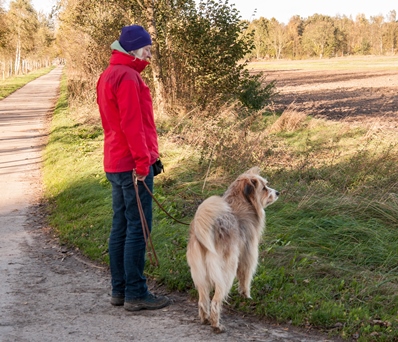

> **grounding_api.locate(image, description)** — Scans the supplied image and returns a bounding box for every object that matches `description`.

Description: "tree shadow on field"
[274,86,398,121]
[268,69,398,128]
[267,70,397,87]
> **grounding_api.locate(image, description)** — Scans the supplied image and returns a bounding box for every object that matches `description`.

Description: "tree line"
[247,11,398,59]
[0,0,58,79]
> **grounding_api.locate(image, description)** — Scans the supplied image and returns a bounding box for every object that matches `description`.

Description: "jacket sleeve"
[116,75,151,176]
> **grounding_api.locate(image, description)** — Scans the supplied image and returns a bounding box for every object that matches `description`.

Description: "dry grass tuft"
[268,108,307,133]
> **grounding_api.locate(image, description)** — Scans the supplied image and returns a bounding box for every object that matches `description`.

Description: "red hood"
[109,50,150,73]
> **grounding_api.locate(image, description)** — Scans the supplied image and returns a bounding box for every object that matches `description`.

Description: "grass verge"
[43,73,398,341]
[0,67,55,100]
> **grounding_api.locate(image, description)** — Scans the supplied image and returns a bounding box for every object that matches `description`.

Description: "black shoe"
[124,293,170,311]
[110,296,125,306]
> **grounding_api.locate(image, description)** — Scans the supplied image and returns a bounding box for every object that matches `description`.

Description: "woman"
[96,25,169,311]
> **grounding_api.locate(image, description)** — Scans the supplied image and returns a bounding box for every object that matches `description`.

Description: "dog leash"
[141,181,190,227]
[133,170,159,267]
[132,169,191,266]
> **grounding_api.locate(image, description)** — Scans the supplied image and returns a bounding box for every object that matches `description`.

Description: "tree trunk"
[144,0,167,119]
[14,39,21,75]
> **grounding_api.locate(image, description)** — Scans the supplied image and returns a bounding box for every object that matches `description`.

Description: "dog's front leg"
[237,247,259,298]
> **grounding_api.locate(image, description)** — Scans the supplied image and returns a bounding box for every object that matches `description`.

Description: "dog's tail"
[192,196,230,255]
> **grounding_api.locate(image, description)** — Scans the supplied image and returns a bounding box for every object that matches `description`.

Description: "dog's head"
[240,167,279,208]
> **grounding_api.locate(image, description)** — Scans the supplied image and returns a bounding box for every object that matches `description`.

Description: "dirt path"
[0,68,336,341]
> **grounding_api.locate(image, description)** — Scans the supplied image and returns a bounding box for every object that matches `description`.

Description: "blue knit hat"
[119,25,152,52]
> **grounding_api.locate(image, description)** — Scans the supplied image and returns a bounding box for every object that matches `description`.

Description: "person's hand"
[134,172,146,182]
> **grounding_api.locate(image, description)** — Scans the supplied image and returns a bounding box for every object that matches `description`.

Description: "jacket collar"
[109,41,150,73]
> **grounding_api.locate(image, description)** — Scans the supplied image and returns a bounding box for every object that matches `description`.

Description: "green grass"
[0,67,55,100]
[43,75,111,260]
[43,70,398,341]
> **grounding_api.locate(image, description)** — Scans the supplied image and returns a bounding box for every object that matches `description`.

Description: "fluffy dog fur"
[186,167,279,333]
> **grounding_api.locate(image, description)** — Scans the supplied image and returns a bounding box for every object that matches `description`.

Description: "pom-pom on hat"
[119,25,152,52]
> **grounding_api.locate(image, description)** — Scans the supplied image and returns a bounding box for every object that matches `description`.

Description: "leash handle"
[133,169,138,185]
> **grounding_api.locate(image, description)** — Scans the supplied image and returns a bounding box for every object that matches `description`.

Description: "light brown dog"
[186,167,279,333]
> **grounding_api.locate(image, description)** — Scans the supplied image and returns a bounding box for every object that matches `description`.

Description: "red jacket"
[96,50,159,176]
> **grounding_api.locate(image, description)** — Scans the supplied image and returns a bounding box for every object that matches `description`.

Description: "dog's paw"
[200,318,210,325]
[238,288,251,298]
[212,324,226,334]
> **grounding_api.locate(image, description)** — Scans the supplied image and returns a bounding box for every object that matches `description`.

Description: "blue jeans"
[106,167,154,301]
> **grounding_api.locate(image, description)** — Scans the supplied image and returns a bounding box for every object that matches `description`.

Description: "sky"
[5,0,397,24]
[232,0,396,23]
[3,0,56,13]
[31,0,56,13]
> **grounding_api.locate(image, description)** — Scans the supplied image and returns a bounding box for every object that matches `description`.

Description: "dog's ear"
[246,166,260,175]
[243,178,258,199]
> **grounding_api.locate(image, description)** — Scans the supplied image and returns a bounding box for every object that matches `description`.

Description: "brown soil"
[269,68,398,132]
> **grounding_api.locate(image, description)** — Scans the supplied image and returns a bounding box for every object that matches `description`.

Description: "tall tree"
[0,3,8,49]
[6,0,38,73]
[370,15,384,54]
[286,15,304,59]
[267,18,287,59]
[351,14,371,55]
[143,0,166,116]
[248,17,269,59]
[302,14,336,58]
[333,15,350,56]
[384,10,398,54]
[165,0,255,108]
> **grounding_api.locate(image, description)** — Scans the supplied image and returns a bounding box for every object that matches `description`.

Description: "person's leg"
[106,172,128,300]
[107,168,169,310]
[123,167,154,300]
